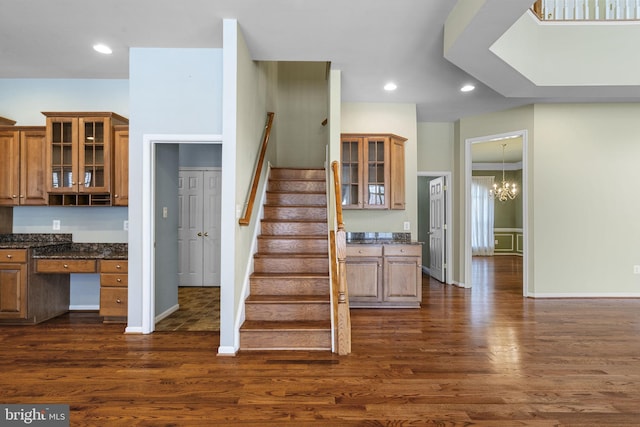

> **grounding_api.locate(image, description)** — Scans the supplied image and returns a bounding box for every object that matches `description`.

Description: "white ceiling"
[1,0,637,123]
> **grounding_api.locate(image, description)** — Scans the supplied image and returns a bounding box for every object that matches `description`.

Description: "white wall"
[532,103,640,296]
[275,62,328,168]
[417,122,454,172]
[129,47,223,330]
[457,102,640,296]
[341,102,418,239]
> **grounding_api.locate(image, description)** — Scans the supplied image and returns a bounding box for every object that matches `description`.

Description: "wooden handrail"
[238,112,274,226]
[331,160,351,355]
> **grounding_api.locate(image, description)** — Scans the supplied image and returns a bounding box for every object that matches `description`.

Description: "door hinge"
[443,224,448,230]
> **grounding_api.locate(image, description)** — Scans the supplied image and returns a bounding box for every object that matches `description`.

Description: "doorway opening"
[141,134,224,335]
[464,130,528,295]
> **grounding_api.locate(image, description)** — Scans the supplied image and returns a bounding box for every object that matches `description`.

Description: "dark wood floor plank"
[1,256,640,425]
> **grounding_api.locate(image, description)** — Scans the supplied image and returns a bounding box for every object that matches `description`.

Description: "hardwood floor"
[1,256,639,425]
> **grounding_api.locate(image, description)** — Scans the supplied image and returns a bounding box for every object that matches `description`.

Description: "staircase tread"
[261,218,327,223]
[257,235,327,240]
[241,320,331,331]
[264,203,327,209]
[246,294,329,303]
[254,253,328,258]
[250,272,329,278]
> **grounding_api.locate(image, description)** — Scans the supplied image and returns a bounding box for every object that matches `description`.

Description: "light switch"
[52,220,61,230]
[162,207,168,219]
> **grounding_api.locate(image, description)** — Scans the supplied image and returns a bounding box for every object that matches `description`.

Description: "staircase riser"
[241,330,331,350]
[257,239,328,254]
[261,222,327,236]
[268,181,326,192]
[263,207,327,221]
[245,303,329,321]
[266,193,326,206]
[250,277,329,295]
[270,169,325,180]
[254,258,329,274]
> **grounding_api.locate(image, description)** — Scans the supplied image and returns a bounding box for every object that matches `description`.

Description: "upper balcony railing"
[532,0,640,21]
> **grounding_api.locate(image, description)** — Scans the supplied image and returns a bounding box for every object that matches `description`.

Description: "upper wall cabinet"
[0,126,47,206]
[42,112,128,206]
[112,125,129,207]
[340,133,406,210]
[0,117,16,126]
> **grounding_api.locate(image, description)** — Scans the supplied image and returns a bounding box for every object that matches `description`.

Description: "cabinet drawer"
[0,249,27,263]
[346,245,383,257]
[100,287,128,317]
[100,260,128,273]
[384,245,421,257]
[36,259,97,273]
[100,273,128,287]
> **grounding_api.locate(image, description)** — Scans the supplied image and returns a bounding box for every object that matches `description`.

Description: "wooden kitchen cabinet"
[0,127,47,206]
[345,245,383,305]
[99,260,128,322]
[0,249,69,324]
[340,133,406,210]
[0,249,28,319]
[42,112,128,206]
[112,125,129,206]
[346,243,421,307]
[383,245,422,303]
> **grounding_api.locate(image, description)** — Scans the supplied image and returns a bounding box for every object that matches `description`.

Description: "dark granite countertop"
[346,232,422,245]
[31,243,128,260]
[0,233,73,249]
[0,234,127,259]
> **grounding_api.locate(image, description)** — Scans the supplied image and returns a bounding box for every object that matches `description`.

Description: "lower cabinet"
[99,260,128,323]
[0,249,69,324]
[0,249,28,319]
[346,244,422,308]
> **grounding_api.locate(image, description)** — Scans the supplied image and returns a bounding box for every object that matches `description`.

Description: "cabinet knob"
[116,278,122,282]
[114,194,119,198]
[116,264,121,269]
[19,195,24,198]
[11,194,16,198]
[197,232,203,237]
[6,254,12,259]
[400,249,405,253]
[116,299,122,304]
[63,264,68,268]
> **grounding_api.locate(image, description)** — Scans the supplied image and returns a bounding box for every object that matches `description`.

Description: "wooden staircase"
[240,167,332,351]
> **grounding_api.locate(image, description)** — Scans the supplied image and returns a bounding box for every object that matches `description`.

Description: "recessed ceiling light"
[460,84,475,92]
[93,44,112,55]
[384,82,397,91]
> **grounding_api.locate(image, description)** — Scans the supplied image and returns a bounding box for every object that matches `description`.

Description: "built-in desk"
[0,234,127,324]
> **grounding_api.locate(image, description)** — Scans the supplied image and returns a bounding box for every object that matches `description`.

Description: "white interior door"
[429,177,445,282]
[178,169,221,287]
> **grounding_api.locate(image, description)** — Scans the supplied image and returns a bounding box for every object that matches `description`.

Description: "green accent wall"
[472,169,522,228]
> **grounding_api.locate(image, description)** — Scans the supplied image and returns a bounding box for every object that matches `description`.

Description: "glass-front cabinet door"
[340,133,406,210]
[47,118,78,193]
[79,117,110,193]
[364,137,389,209]
[341,136,362,208]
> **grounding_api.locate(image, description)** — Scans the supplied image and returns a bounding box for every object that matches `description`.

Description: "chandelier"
[490,143,518,201]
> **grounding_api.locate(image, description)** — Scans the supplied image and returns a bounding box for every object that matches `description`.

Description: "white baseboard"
[530,292,640,298]
[217,345,237,356]
[124,326,144,334]
[69,305,99,311]
[155,304,179,323]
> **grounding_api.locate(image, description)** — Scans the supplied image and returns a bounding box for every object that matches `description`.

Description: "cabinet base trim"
[69,305,99,311]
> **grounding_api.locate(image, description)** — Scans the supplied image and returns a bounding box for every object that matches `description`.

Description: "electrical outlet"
[123,220,129,231]
[162,207,168,219]
[634,265,640,275]
[403,221,410,231]
[52,220,60,230]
